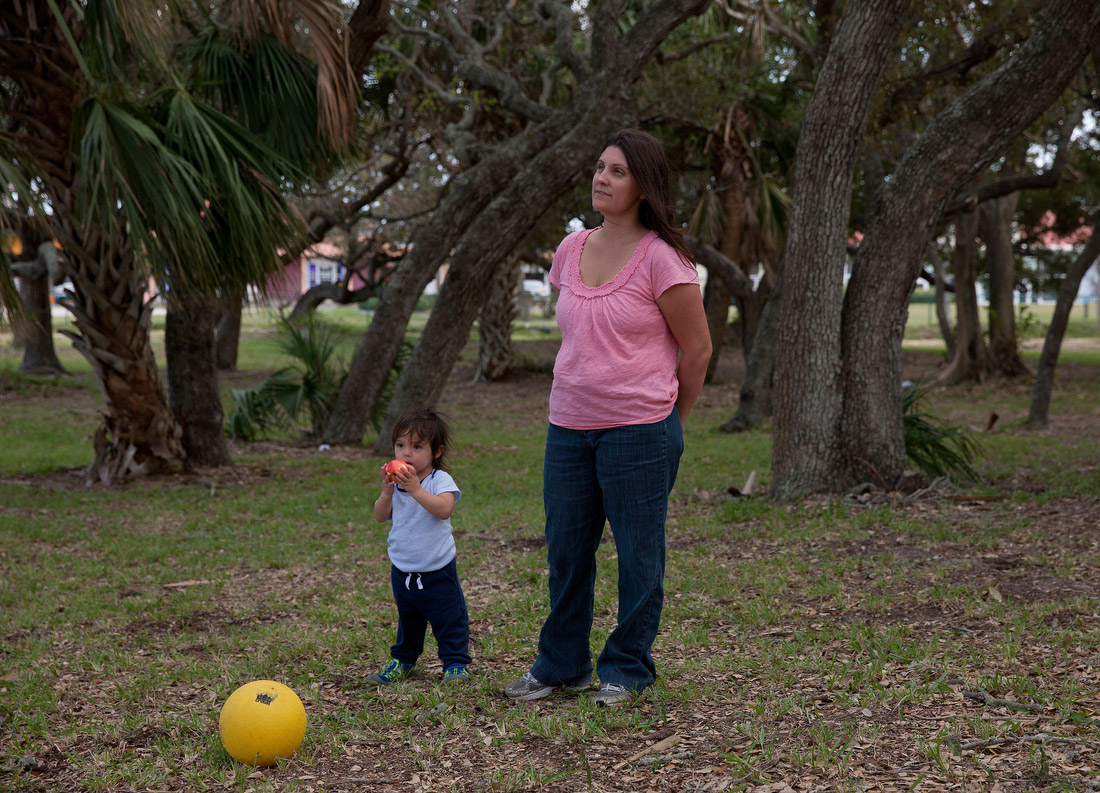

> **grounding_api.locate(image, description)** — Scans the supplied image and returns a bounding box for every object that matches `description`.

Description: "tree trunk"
[687,236,762,387]
[770,0,911,500]
[980,191,1030,377]
[703,275,733,381]
[166,293,233,467]
[59,239,186,484]
[287,281,382,321]
[927,243,955,359]
[721,266,780,432]
[373,107,631,454]
[321,137,539,445]
[475,253,522,382]
[1029,209,1100,428]
[777,0,1100,499]
[328,0,711,449]
[12,242,68,376]
[704,129,750,380]
[938,210,990,385]
[215,287,245,371]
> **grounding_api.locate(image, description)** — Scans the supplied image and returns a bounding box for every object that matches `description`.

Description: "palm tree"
[1,0,359,483]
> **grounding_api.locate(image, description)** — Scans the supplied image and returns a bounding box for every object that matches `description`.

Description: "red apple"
[383,459,412,481]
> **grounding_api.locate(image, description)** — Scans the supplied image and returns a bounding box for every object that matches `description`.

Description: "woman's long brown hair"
[603,128,693,266]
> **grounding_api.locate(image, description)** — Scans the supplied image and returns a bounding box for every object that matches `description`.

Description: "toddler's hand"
[390,464,420,492]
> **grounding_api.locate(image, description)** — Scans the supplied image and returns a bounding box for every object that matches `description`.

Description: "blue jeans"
[390,559,471,669]
[530,408,683,692]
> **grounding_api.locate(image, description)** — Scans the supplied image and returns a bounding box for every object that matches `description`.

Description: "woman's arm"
[657,282,712,424]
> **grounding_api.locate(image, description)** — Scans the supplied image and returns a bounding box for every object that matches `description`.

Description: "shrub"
[903,381,981,483]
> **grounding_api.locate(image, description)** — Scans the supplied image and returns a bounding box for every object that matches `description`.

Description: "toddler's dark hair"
[391,410,452,471]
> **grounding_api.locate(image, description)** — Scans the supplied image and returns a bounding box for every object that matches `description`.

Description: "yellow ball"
[218,680,307,766]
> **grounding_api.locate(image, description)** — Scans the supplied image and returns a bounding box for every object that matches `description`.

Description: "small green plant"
[1015,304,1046,339]
[903,381,981,483]
[229,314,346,440]
[227,315,411,441]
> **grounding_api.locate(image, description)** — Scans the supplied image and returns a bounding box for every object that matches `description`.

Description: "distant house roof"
[306,240,344,260]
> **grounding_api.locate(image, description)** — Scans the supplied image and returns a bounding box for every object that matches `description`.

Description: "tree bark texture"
[288,281,382,321]
[687,236,761,380]
[703,276,733,382]
[980,191,1030,377]
[323,123,567,444]
[327,0,713,449]
[215,288,244,371]
[1029,210,1100,428]
[770,0,911,500]
[938,211,990,386]
[928,244,955,359]
[12,241,68,376]
[704,119,751,381]
[797,0,1100,498]
[59,239,187,484]
[722,265,781,433]
[475,254,522,382]
[167,293,233,467]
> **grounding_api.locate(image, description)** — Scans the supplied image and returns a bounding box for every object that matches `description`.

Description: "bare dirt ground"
[3,344,1099,793]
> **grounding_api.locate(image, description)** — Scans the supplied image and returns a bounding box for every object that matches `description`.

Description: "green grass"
[2,309,1099,791]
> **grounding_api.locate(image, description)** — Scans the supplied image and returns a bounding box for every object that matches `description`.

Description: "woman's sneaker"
[443,664,471,684]
[593,682,633,708]
[367,659,418,686]
[503,671,593,700]
[504,671,556,700]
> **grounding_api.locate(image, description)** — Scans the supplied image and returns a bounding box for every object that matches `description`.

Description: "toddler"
[371,410,471,685]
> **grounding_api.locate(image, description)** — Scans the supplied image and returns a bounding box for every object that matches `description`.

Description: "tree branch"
[686,235,756,300]
[940,107,1083,219]
[591,0,625,73]
[437,1,554,123]
[347,0,393,78]
[620,0,714,79]
[655,33,732,64]
[535,0,591,82]
[732,0,814,61]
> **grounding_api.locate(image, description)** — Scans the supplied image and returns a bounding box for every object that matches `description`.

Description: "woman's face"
[592,146,643,220]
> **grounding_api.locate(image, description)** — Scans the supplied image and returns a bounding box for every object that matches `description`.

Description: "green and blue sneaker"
[443,664,471,684]
[367,659,418,686]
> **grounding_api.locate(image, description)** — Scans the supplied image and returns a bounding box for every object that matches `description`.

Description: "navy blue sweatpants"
[389,559,471,669]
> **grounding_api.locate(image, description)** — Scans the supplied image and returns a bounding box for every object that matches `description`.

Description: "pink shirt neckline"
[570,227,659,298]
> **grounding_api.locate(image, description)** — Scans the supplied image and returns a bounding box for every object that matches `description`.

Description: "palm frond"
[158,87,310,293]
[687,188,725,245]
[228,315,348,440]
[902,382,981,483]
[228,369,297,440]
[289,0,357,151]
[182,28,338,168]
[211,0,357,153]
[75,95,215,273]
[80,0,174,83]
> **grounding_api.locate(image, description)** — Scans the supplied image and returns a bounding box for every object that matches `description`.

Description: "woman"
[504,129,711,707]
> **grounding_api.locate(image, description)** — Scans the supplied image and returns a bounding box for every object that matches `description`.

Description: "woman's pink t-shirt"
[548,227,700,430]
